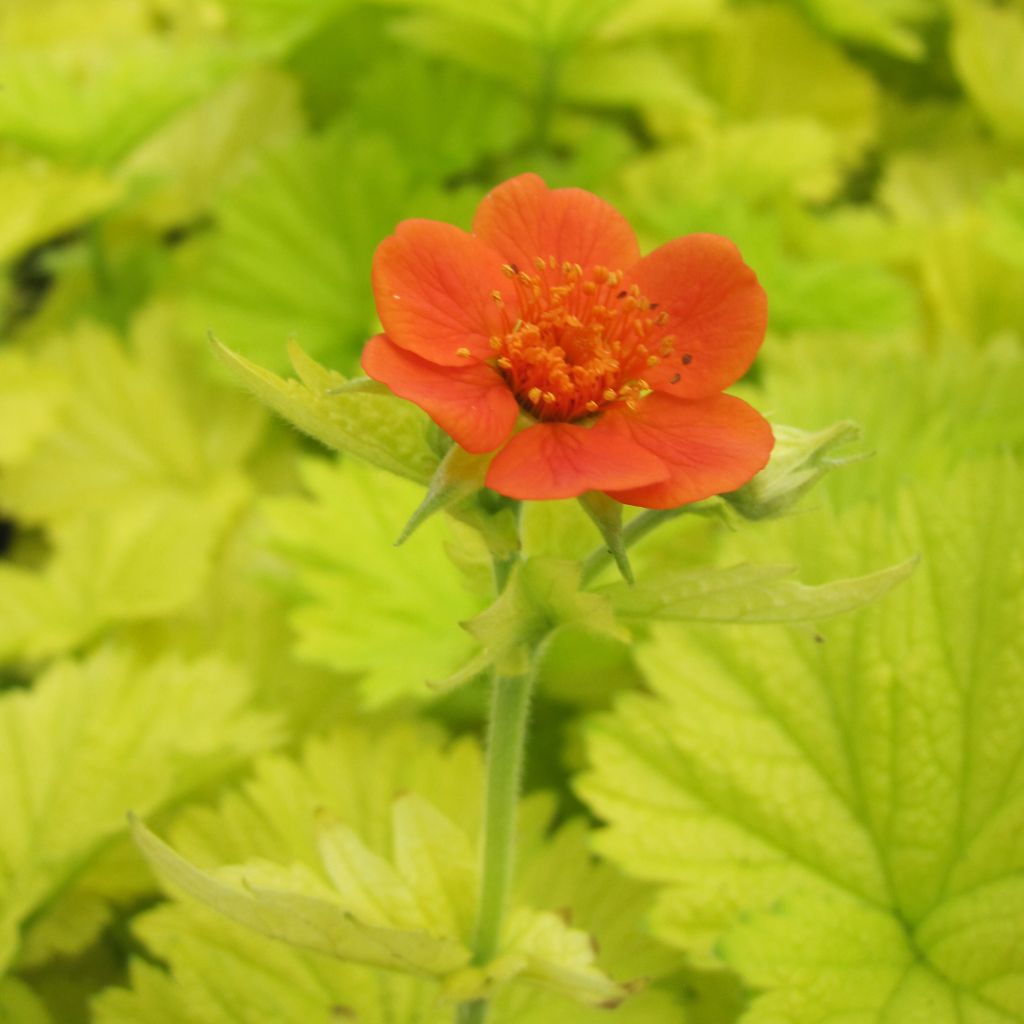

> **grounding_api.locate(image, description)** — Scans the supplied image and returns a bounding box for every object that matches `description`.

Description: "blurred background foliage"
[1,0,1023,1022]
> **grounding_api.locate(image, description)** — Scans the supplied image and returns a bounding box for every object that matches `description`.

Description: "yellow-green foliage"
[1,1,1022,1022]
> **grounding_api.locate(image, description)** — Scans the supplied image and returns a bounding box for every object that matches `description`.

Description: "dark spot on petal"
[682,353,693,365]
[617,290,627,299]
[650,302,659,309]
[669,373,681,384]
[510,263,518,273]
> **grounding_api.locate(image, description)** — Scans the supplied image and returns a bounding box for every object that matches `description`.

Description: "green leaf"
[0,979,51,1024]
[182,123,476,372]
[654,5,879,162]
[0,41,238,167]
[600,557,916,625]
[97,721,681,1021]
[218,0,355,51]
[952,0,1024,144]
[131,814,473,977]
[464,558,629,677]
[579,459,1024,1021]
[0,159,121,263]
[984,172,1024,273]
[0,646,278,974]
[799,0,935,60]
[213,338,439,485]
[0,317,263,527]
[119,69,305,229]
[620,183,915,338]
[0,351,66,466]
[261,457,486,707]
[747,333,1024,510]
[0,483,247,661]
[623,120,844,208]
[349,56,531,182]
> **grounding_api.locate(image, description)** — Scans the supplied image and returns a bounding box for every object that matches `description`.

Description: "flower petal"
[485,419,668,501]
[630,234,767,399]
[372,220,508,366]
[362,334,519,454]
[603,392,774,509]
[473,173,641,274]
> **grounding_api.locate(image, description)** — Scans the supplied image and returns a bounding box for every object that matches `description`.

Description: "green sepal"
[725,420,864,520]
[325,376,389,396]
[396,445,492,546]
[463,558,630,677]
[601,557,917,624]
[577,491,634,584]
[211,336,439,484]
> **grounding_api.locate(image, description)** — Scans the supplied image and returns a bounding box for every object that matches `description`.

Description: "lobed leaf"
[579,459,1024,1021]
[261,457,485,706]
[213,339,439,484]
[0,647,279,973]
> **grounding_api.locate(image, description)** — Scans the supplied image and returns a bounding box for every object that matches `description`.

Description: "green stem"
[457,668,535,1024]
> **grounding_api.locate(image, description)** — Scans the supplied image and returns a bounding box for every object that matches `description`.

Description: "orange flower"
[362,174,773,508]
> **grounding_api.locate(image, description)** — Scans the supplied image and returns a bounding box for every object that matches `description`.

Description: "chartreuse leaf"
[96,721,682,1022]
[213,338,438,484]
[119,69,305,230]
[349,56,530,182]
[218,0,355,50]
[0,350,66,465]
[0,158,121,263]
[879,153,1024,345]
[130,812,473,976]
[0,317,263,526]
[984,173,1024,272]
[655,4,879,162]
[0,316,263,659]
[461,558,629,678]
[579,459,1024,1022]
[0,646,278,975]
[599,557,916,625]
[622,120,843,208]
[0,978,51,1024]
[799,0,935,59]
[183,122,476,372]
[952,0,1024,144]
[391,0,719,120]
[261,457,486,707]
[0,40,237,167]
[743,331,1024,513]
[620,170,915,338]
[0,483,246,662]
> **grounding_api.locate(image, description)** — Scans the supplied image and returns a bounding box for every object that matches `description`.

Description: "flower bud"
[725,420,862,520]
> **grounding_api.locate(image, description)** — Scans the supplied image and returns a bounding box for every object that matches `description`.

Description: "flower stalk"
[457,669,535,1024]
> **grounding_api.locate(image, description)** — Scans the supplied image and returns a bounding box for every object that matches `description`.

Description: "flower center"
[487,257,675,422]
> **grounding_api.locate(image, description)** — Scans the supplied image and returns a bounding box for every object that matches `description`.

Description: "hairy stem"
[457,667,535,1023]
